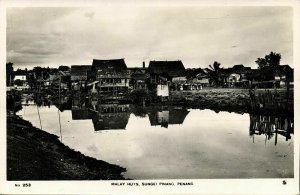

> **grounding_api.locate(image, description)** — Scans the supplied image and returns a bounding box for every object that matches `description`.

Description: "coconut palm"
[205,61,222,87]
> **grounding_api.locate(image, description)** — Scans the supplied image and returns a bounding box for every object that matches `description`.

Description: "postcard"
[0,0,299,194]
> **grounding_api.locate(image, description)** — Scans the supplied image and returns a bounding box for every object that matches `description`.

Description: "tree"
[205,61,222,86]
[6,62,14,86]
[255,52,281,69]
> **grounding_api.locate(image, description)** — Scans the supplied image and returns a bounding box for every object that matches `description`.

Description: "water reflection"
[17,96,294,179]
[148,106,190,128]
[91,104,130,131]
[249,114,294,144]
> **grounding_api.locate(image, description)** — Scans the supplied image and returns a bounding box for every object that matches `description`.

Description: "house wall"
[157,84,169,97]
[172,77,187,82]
[14,75,26,81]
[196,78,209,84]
[97,78,129,87]
[14,75,27,87]
[228,73,241,83]
[157,111,169,123]
[132,80,147,89]
[71,75,87,81]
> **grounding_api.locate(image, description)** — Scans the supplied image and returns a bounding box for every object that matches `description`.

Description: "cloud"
[84,11,95,19]
[7,6,293,69]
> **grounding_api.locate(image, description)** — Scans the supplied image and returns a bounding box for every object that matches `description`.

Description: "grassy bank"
[170,88,251,113]
[7,112,127,180]
[169,88,293,116]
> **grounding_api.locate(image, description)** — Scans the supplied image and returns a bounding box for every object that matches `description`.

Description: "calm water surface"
[17,102,293,179]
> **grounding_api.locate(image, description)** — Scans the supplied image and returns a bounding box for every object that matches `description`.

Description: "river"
[17,100,293,179]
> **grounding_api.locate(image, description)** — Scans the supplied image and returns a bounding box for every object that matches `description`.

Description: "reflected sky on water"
[17,102,293,179]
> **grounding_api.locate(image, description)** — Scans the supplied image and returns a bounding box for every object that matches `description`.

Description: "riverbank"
[169,88,250,113]
[169,88,293,116]
[7,112,127,180]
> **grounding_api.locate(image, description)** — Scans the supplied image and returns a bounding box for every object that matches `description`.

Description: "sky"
[6,5,293,69]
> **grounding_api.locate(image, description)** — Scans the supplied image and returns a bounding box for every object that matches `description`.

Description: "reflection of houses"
[92,59,130,95]
[70,65,92,90]
[91,104,130,131]
[148,107,190,128]
[49,71,71,90]
[249,114,293,144]
[53,96,72,112]
[70,92,92,120]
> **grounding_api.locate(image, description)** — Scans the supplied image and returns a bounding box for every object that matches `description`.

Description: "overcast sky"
[7,6,293,69]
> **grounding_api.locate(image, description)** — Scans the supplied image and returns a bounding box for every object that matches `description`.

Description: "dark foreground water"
[17,102,293,179]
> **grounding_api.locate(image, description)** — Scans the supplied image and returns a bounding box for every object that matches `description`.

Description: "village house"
[92,59,130,95]
[128,64,149,90]
[274,65,294,88]
[220,64,252,88]
[13,75,27,88]
[70,65,92,90]
[189,71,211,89]
[249,65,293,88]
[147,60,187,97]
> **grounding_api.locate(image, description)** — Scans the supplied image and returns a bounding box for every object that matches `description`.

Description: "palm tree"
[205,61,222,87]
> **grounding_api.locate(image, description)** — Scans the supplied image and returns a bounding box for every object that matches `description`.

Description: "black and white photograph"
[1,0,299,194]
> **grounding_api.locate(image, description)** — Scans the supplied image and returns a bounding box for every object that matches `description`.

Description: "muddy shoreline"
[7,112,127,180]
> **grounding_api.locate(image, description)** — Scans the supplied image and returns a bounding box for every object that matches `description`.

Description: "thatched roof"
[131,73,149,80]
[70,65,92,76]
[92,59,127,73]
[147,60,186,77]
[72,108,90,120]
[219,64,252,77]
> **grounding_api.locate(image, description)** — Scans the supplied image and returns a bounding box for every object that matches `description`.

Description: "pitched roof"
[275,65,294,79]
[219,65,252,76]
[148,108,190,128]
[92,112,130,130]
[278,64,293,73]
[232,65,252,73]
[147,60,186,77]
[131,73,149,80]
[70,65,92,76]
[92,59,127,73]
[128,67,147,74]
[72,108,90,120]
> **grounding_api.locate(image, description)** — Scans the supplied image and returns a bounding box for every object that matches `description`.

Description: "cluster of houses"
[11,58,294,97]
